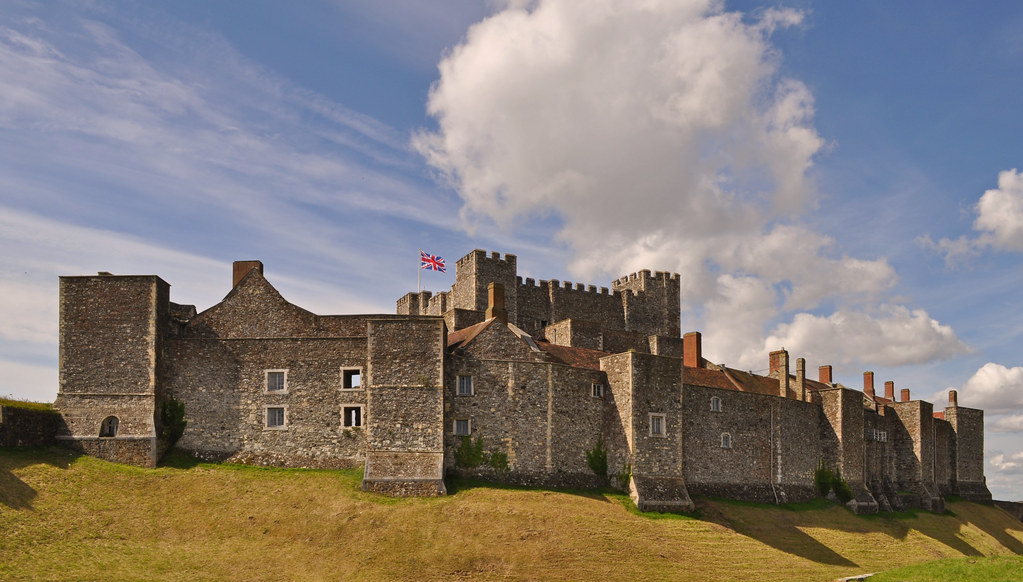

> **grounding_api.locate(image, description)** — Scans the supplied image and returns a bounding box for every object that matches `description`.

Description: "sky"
[0,0,1020,499]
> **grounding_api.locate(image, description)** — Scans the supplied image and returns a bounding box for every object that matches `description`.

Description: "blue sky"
[1,0,1021,499]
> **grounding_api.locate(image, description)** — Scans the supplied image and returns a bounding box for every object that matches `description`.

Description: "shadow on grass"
[445,474,619,504]
[695,497,860,567]
[0,446,77,510]
[955,502,1023,555]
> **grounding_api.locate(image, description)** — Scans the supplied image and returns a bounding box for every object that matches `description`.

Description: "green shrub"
[616,462,632,490]
[814,464,833,497]
[454,436,486,468]
[489,450,509,471]
[832,470,854,504]
[585,436,608,481]
[160,397,187,446]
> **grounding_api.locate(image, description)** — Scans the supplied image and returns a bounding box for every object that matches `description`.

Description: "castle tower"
[452,250,518,327]
[54,273,170,467]
[612,270,681,337]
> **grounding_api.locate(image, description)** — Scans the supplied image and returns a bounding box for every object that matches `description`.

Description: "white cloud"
[416,0,960,370]
[990,451,1023,475]
[990,414,1023,433]
[953,362,1023,413]
[922,168,1023,265]
[762,305,969,369]
[0,359,57,404]
[975,168,1023,251]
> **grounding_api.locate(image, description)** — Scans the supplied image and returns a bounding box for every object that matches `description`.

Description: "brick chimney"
[683,331,702,368]
[796,358,806,401]
[885,381,895,401]
[949,390,958,406]
[233,260,263,287]
[485,282,508,324]
[863,371,875,399]
[901,388,911,402]
[770,349,789,398]
[819,365,833,385]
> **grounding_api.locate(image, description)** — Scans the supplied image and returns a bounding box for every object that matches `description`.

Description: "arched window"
[99,416,119,437]
[710,396,722,412]
[720,433,731,449]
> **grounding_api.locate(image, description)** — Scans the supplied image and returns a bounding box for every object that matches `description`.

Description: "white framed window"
[265,369,288,393]
[710,396,721,412]
[342,405,363,428]
[591,383,604,398]
[720,433,732,448]
[99,416,119,437]
[454,418,471,436]
[457,375,474,396]
[649,413,666,437]
[265,406,287,429]
[341,367,362,390]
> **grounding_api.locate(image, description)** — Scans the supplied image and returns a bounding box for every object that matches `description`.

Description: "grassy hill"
[2,447,1021,581]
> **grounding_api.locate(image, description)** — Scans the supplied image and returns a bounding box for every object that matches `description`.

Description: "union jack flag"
[420,250,446,273]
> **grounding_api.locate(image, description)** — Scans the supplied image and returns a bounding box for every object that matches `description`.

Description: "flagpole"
[417,249,421,293]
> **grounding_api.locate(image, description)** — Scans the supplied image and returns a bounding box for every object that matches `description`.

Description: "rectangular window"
[342,368,362,390]
[649,413,666,437]
[342,405,363,428]
[457,375,473,396]
[265,370,287,392]
[266,407,286,428]
[710,397,721,412]
[454,419,470,436]
[591,383,604,398]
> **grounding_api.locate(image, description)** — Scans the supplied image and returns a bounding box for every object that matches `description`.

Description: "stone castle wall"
[444,322,605,488]
[0,406,65,447]
[681,384,818,503]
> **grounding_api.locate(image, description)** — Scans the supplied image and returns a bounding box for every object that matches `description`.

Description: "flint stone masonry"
[0,406,65,447]
[52,249,991,512]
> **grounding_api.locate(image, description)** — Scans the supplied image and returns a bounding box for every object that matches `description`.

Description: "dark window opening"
[343,406,362,428]
[343,369,361,389]
[99,416,119,437]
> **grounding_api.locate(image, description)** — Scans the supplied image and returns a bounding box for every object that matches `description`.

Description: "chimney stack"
[683,332,702,368]
[863,371,875,399]
[770,349,790,398]
[885,381,895,401]
[485,282,508,324]
[796,358,806,401]
[233,260,263,287]
[901,388,911,402]
[819,365,833,385]
[949,390,958,406]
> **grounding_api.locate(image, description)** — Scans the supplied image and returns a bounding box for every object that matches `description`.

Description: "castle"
[53,249,991,512]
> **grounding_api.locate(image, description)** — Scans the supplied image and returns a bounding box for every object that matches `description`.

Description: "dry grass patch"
[2,447,1021,581]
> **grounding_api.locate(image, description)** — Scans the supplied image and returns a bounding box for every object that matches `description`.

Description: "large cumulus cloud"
[417,0,967,370]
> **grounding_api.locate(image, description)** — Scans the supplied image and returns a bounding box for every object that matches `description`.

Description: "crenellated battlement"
[517,276,615,296]
[455,249,517,268]
[612,269,680,293]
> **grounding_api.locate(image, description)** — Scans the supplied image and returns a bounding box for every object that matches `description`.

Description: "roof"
[535,341,609,370]
[446,319,495,349]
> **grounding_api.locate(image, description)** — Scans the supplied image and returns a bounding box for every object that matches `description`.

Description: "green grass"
[870,555,1023,581]
[2,446,1022,581]
[0,396,57,413]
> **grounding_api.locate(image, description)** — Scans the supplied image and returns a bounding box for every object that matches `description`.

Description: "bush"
[814,464,833,497]
[616,462,632,490]
[585,436,608,481]
[832,470,854,504]
[454,436,486,468]
[160,397,187,446]
[455,436,510,471]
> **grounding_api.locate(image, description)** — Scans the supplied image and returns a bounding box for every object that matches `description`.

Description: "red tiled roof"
[934,411,946,420]
[446,319,494,349]
[535,341,609,370]
[682,366,736,391]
